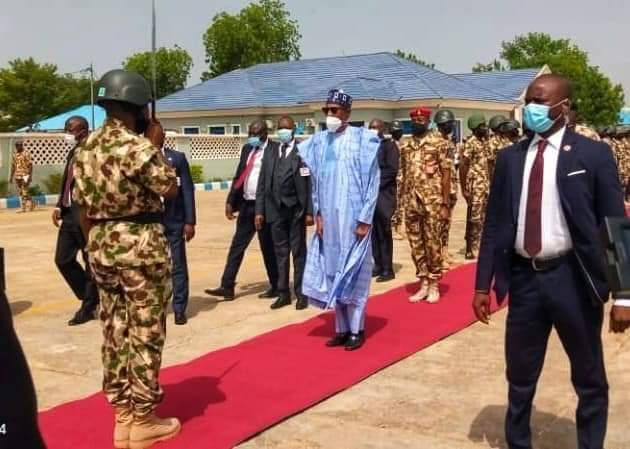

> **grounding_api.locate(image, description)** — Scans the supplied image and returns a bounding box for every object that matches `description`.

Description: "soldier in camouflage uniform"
[401,107,451,304]
[499,119,522,144]
[432,109,458,271]
[9,140,35,212]
[459,114,490,259]
[616,126,630,199]
[487,115,511,180]
[72,70,180,449]
[602,126,625,188]
[390,120,405,240]
[568,103,601,141]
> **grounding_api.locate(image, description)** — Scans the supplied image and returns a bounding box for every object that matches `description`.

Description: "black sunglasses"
[322,107,341,115]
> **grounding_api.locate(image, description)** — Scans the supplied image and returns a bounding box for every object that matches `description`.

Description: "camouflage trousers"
[441,195,457,263]
[405,194,444,281]
[91,261,172,418]
[466,188,489,255]
[391,178,404,229]
[15,178,32,210]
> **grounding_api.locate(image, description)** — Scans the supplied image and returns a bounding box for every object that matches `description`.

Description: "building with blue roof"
[156,52,548,140]
[17,104,105,132]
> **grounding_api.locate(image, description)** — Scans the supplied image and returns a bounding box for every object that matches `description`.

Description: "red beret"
[410,107,432,119]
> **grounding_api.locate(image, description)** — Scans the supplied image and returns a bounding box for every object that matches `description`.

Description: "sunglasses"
[322,107,342,115]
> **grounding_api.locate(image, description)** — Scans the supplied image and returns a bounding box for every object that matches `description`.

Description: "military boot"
[114,408,133,449]
[426,281,441,304]
[409,279,429,303]
[129,414,181,449]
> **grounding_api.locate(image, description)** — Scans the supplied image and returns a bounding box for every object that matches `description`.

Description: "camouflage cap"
[499,119,521,133]
[489,115,509,131]
[96,69,153,107]
[468,113,486,130]
[433,109,455,125]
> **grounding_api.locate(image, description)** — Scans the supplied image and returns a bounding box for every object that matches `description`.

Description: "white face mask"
[64,133,77,146]
[326,116,343,133]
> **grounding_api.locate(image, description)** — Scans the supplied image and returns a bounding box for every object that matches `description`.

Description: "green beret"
[468,113,486,131]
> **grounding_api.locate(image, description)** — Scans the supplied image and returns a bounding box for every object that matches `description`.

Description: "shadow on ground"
[469,404,576,449]
[158,375,228,424]
[9,300,32,316]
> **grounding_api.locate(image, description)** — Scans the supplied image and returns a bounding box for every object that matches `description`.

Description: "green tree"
[473,33,624,126]
[394,50,435,69]
[123,45,193,98]
[0,58,91,131]
[472,59,507,73]
[202,0,301,80]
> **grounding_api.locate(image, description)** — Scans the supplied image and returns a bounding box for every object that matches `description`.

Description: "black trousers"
[371,203,394,275]
[0,252,45,449]
[270,205,306,296]
[54,209,98,308]
[221,200,278,289]
[505,256,608,449]
[165,224,189,314]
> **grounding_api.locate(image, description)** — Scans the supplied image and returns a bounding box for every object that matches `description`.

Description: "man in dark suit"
[205,120,279,300]
[255,116,313,310]
[157,131,196,325]
[368,119,399,282]
[52,116,98,326]
[473,74,630,449]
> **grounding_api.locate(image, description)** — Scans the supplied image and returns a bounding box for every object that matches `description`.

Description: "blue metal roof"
[158,52,534,112]
[451,68,541,101]
[18,104,105,132]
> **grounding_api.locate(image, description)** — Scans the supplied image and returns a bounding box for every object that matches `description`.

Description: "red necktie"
[524,139,547,257]
[233,147,261,190]
[62,163,74,207]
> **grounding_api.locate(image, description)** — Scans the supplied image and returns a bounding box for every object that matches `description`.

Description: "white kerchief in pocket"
[567,169,586,177]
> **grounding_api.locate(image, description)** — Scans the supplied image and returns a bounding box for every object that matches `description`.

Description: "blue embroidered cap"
[326,89,353,109]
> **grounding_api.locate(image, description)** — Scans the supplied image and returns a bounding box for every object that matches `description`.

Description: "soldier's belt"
[91,212,163,225]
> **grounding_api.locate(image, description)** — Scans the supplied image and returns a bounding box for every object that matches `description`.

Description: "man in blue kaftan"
[298,89,380,351]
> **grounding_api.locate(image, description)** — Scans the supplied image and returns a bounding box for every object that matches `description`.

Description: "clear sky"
[1,0,628,99]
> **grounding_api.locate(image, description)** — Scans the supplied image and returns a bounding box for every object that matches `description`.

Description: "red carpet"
[39,263,501,449]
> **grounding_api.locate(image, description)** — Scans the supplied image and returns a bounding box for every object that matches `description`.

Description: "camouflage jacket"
[431,130,458,197]
[460,135,490,191]
[73,118,176,267]
[399,132,451,204]
[487,135,512,164]
[574,124,601,141]
[11,150,33,178]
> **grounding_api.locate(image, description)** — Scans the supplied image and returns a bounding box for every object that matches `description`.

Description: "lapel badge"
[563,145,572,152]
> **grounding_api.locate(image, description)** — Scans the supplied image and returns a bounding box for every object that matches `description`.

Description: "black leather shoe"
[295,296,308,310]
[326,332,350,347]
[174,312,188,325]
[68,307,96,326]
[258,288,279,299]
[270,293,291,310]
[205,286,235,301]
[344,333,365,351]
[376,272,395,283]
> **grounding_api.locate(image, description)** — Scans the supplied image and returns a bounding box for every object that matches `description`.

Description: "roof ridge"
[388,54,442,99]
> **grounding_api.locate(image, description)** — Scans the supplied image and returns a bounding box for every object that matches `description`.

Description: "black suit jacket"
[475,129,625,305]
[162,147,196,228]
[376,138,399,218]
[255,140,313,222]
[226,141,276,210]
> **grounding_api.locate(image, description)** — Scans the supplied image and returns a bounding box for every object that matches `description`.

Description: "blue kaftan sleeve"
[297,134,320,217]
[357,131,381,225]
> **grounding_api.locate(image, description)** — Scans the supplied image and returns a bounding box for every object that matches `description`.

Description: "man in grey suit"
[255,116,313,310]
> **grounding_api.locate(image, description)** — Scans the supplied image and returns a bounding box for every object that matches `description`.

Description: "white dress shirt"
[278,139,295,158]
[515,126,573,259]
[243,139,267,200]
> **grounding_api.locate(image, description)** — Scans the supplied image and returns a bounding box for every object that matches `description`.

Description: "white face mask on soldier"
[326,116,343,133]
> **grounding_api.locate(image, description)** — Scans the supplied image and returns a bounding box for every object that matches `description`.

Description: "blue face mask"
[523,99,567,134]
[277,128,293,144]
[248,136,262,147]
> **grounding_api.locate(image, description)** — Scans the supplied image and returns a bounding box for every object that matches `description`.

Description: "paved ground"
[2,191,629,449]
